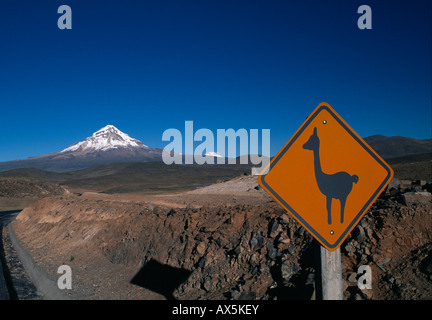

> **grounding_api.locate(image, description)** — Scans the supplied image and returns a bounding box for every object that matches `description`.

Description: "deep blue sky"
[0,0,430,161]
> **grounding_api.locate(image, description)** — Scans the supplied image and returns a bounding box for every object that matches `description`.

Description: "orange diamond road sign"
[258,102,394,251]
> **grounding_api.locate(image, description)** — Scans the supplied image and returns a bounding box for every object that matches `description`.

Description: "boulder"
[401,192,432,206]
[279,213,291,224]
[266,241,277,261]
[352,225,366,243]
[195,242,206,256]
[268,219,282,238]
[388,178,401,189]
[281,260,301,283]
[249,234,265,251]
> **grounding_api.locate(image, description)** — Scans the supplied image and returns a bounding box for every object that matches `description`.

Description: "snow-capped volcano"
[62,125,149,153]
[204,151,223,158]
[0,125,163,172]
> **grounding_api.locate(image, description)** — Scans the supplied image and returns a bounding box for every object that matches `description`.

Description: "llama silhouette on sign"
[303,127,359,225]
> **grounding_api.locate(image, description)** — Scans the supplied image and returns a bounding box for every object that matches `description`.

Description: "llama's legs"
[340,197,346,224]
[326,196,332,225]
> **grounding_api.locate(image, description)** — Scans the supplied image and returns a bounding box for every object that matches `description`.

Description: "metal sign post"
[320,246,343,300]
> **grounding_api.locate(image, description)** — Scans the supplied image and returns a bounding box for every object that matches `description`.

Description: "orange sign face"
[258,102,394,251]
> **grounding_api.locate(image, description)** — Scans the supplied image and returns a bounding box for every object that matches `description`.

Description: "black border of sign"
[260,104,393,250]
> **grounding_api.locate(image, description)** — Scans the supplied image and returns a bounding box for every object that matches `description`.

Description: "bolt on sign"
[258,102,394,251]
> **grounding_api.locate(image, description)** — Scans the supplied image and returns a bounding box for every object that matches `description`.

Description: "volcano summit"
[61,125,150,154]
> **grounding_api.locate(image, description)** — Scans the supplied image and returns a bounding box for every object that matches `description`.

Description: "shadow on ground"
[130,259,192,300]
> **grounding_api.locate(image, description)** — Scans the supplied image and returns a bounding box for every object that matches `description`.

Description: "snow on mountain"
[0,125,162,172]
[61,125,149,153]
[205,152,223,158]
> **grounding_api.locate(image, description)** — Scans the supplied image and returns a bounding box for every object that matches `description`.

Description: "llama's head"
[303,127,319,151]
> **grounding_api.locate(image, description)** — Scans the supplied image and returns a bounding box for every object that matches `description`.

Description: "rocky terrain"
[0,177,67,211]
[0,178,66,199]
[8,176,432,300]
[342,179,432,299]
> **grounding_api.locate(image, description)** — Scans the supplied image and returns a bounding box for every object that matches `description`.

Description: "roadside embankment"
[8,222,68,300]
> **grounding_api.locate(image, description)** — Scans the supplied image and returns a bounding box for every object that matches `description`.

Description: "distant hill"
[0,162,252,194]
[364,135,432,159]
[0,129,429,173]
[385,153,432,181]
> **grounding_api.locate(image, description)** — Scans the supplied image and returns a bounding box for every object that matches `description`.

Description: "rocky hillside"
[364,135,431,159]
[13,196,312,299]
[0,177,67,211]
[0,178,66,198]
[11,179,432,300]
[342,180,432,299]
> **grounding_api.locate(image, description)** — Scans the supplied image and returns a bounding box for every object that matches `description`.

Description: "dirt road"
[0,210,40,300]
